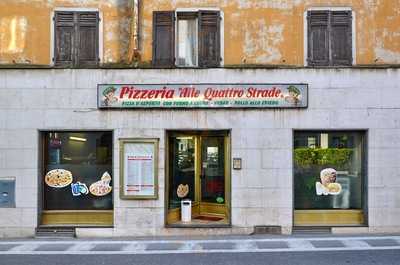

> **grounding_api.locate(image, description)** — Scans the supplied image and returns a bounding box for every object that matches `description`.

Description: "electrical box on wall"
[0,177,16,208]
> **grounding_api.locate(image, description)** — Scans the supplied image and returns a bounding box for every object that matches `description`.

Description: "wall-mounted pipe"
[127,0,140,64]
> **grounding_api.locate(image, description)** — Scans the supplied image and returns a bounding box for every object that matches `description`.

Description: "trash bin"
[181,199,192,222]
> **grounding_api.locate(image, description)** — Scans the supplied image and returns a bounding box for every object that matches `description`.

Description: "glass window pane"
[294,131,365,210]
[169,136,195,209]
[201,137,225,203]
[44,131,113,210]
[177,18,198,66]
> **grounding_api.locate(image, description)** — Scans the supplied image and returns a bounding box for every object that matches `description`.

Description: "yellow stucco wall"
[0,0,131,65]
[0,0,399,66]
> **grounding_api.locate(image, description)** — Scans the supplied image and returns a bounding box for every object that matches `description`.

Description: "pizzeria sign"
[97,84,308,109]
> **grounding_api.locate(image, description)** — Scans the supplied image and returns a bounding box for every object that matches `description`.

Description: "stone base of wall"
[76,227,254,238]
[331,226,400,235]
[0,227,35,238]
[76,226,293,238]
[2,226,400,238]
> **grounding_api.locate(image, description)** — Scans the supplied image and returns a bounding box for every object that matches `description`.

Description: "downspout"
[127,0,140,65]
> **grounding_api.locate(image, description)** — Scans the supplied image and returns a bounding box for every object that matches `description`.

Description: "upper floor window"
[307,10,352,66]
[152,10,221,68]
[54,11,99,67]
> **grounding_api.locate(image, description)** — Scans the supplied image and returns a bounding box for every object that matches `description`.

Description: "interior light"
[176,137,193,140]
[69,136,87,142]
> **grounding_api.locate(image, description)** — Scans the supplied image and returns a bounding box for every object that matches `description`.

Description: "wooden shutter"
[54,12,74,66]
[77,12,99,67]
[198,11,220,67]
[152,11,175,67]
[330,11,352,66]
[307,11,329,66]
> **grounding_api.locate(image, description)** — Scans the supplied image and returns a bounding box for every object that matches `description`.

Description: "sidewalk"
[1,233,400,255]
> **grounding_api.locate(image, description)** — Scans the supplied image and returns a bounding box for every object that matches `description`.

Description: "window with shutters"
[54,11,99,67]
[307,10,353,66]
[152,10,221,68]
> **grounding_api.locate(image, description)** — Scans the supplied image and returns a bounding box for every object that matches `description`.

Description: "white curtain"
[178,19,197,66]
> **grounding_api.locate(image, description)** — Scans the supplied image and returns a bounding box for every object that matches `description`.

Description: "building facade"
[0,0,399,237]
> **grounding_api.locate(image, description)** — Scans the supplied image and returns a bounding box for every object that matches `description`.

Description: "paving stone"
[256,241,288,249]
[199,242,236,250]
[145,243,183,251]
[90,244,128,251]
[34,244,74,252]
[364,239,399,247]
[0,244,20,251]
[310,240,345,248]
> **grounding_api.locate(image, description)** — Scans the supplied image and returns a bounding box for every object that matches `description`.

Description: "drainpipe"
[127,0,140,64]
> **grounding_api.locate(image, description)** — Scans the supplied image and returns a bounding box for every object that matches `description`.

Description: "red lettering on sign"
[246,87,281,98]
[118,86,175,99]
[119,86,130,98]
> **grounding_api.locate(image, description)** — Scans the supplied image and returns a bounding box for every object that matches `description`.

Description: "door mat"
[193,216,224,222]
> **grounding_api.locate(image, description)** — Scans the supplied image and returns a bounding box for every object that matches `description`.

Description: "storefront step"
[35,227,76,238]
[292,227,332,235]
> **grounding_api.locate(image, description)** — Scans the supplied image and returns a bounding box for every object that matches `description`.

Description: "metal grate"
[292,226,332,234]
[35,227,76,238]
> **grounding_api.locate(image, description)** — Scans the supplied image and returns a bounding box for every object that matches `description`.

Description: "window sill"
[1,64,400,70]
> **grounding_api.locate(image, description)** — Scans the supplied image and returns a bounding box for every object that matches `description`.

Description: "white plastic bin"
[181,199,192,222]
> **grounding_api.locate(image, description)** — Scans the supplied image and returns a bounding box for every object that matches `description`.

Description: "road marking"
[235,241,257,251]
[2,246,400,255]
[67,243,95,252]
[122,243,146,252]
[179,242,203,251]
[1,235,399,245]
[0,236,399,255]
[8,244,39,252]
[287,240,315,249]
[342,240,371,248]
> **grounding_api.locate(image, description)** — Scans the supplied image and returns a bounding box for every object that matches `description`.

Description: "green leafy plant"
[294,148,353,169]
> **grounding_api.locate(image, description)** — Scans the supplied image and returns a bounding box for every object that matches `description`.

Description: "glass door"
[199,136,226,216]
[166,131,230,225]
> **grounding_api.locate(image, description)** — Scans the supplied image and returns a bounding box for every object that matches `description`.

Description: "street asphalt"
[1,250,400,265]
[1,234,400,264]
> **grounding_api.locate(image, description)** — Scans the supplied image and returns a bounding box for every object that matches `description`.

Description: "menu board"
[120,139,158,199]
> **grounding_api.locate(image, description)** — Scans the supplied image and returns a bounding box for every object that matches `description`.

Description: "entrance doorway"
[166,130,230,226]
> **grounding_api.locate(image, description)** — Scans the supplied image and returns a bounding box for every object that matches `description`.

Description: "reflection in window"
[169,137,195,209]
[294,131,365,210]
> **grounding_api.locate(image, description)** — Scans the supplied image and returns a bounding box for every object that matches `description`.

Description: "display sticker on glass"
[71,182,89,196]
[89,172,112,197]
[45,169,73,188]
[315,168,342,196]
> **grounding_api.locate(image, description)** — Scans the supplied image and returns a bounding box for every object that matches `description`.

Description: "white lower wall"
[0,68,399,237]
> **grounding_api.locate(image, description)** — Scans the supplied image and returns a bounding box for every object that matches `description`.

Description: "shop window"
[307,10,352,66]
[43,132,112,212]
[54,11,99,67]
[293,131,366,225]
[152,10,221,68]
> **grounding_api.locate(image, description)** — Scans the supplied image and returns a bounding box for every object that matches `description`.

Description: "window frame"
[292,129,368,227]
[152,8,224,68]
[50,8,103,67]
[304,7,356,67]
